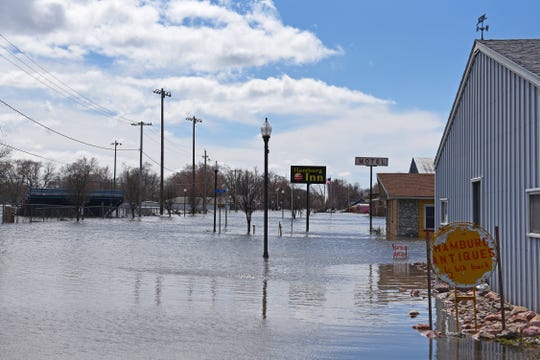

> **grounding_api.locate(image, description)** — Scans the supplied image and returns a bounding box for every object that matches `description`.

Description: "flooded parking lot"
[0,211,537,359]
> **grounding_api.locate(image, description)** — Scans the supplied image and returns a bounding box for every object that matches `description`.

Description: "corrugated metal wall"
[435,51,540,312]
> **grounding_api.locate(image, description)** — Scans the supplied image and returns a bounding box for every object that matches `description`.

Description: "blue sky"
[0,0,539,188]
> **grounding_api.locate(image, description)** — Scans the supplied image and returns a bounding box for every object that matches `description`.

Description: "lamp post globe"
[261,117,272,259]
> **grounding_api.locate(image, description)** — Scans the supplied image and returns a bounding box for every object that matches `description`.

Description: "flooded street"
[0,211,537,359]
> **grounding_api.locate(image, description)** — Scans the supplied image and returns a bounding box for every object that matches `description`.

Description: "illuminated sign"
[290,165,326,184]
[431,222,497,288]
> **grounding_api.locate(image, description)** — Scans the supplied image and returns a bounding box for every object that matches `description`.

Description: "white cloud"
[0,0,445,189]
[1,0,340,74]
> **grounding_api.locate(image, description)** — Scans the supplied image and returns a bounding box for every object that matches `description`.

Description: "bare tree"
[120,166,140,219]
[61,157,101,221]
[119,163,158,218]
[233,168,262,235]
[163,178,179,216]
[41,162,58,188]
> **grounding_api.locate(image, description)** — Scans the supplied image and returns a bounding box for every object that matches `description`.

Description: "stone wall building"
[377,173,434,239]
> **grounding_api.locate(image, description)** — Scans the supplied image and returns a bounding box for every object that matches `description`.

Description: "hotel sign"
[290,165,326,184]
[431,222,497,289]
[355,157,388,167]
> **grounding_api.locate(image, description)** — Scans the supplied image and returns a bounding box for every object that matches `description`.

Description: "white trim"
[439,198,448,225]
[471,178,481,225]
[527,188,540,237]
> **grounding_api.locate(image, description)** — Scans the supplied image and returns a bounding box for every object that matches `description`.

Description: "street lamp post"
[261,118,272,259]
[276,188,279,211]
[213,161,218,233]
[281,189,285,219]
[183,188,187,217]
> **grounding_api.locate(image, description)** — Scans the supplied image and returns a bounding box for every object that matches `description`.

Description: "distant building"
[435,39,540,311]
[377,173,434,239]
[409,157,435,174]
[19,188,123,218]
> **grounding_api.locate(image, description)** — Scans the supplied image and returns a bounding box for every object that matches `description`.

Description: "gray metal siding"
[435,52,540,311]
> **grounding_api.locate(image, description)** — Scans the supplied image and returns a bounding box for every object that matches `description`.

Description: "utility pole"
[111,140,122,189]
[202,149,210,213]
[153,88,171,216]
[131,121,152,217]
[186,116,202,215]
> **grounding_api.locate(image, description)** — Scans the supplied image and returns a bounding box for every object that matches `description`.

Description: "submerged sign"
[431,222,497,289]
[290,165,326,184]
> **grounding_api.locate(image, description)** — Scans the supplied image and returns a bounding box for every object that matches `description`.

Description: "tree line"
[0,149,365,230]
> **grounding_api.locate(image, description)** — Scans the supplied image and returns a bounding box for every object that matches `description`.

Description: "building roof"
[409,157,434,174]
[377,173,434,199]
[479,39,540,77]
[435,39,540,166]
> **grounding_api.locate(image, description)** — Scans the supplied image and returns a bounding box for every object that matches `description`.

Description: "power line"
[0,34,189,169]
[0,141,66,164]
[0,33,135,125]
[0,98,131,151]
[142,151,176,172]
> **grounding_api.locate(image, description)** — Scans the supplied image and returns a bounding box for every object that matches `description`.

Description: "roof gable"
[435,39,540,167]
[409,157,434,174]
[480,39,540,78]
[377,173,434,199]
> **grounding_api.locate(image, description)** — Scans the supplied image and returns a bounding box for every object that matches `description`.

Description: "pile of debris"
[436,283,540,343]
[409,263,540,346]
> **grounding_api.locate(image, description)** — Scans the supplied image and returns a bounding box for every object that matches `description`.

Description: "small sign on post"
[354,156,388,233]
[355,157,388,167]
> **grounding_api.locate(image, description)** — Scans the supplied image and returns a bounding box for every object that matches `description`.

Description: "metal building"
[434,39,540,312]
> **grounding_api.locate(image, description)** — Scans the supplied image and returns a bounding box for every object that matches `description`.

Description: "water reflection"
[134,271,141,303]
[0,213,538,359]
[155,275,162,306]
[262,260,268,320]
[434,297,539,360]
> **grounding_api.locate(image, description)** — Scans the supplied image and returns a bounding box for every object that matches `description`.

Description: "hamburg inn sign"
[290,165,327,184]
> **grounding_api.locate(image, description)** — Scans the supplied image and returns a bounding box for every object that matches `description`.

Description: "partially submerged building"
[18,188,123,218]
[377,173,435,239]
[435,39,540,311]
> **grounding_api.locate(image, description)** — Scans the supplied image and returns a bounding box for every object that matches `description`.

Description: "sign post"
[354,157,388,233]
[290,165,326,232]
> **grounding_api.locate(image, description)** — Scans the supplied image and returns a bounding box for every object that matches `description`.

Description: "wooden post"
[426,235,433,330]
[495,226,506,330]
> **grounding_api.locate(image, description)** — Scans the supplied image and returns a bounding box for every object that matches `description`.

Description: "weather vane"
[476,14,489,40]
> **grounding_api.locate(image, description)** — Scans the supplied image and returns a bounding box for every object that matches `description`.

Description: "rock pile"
[409,263,540,347]
[435,283,540,344]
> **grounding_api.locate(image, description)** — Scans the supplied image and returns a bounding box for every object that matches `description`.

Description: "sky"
[0,0,539,188]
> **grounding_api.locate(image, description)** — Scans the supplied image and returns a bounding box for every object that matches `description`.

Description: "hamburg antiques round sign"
[431,222,497,289]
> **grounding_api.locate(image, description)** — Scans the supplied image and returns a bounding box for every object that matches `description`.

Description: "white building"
[435,39,540,312]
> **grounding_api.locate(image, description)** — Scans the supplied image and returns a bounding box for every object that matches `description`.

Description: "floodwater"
[0,211,537,359]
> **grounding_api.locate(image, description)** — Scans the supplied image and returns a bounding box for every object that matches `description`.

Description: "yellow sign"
[431,222,497,289]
